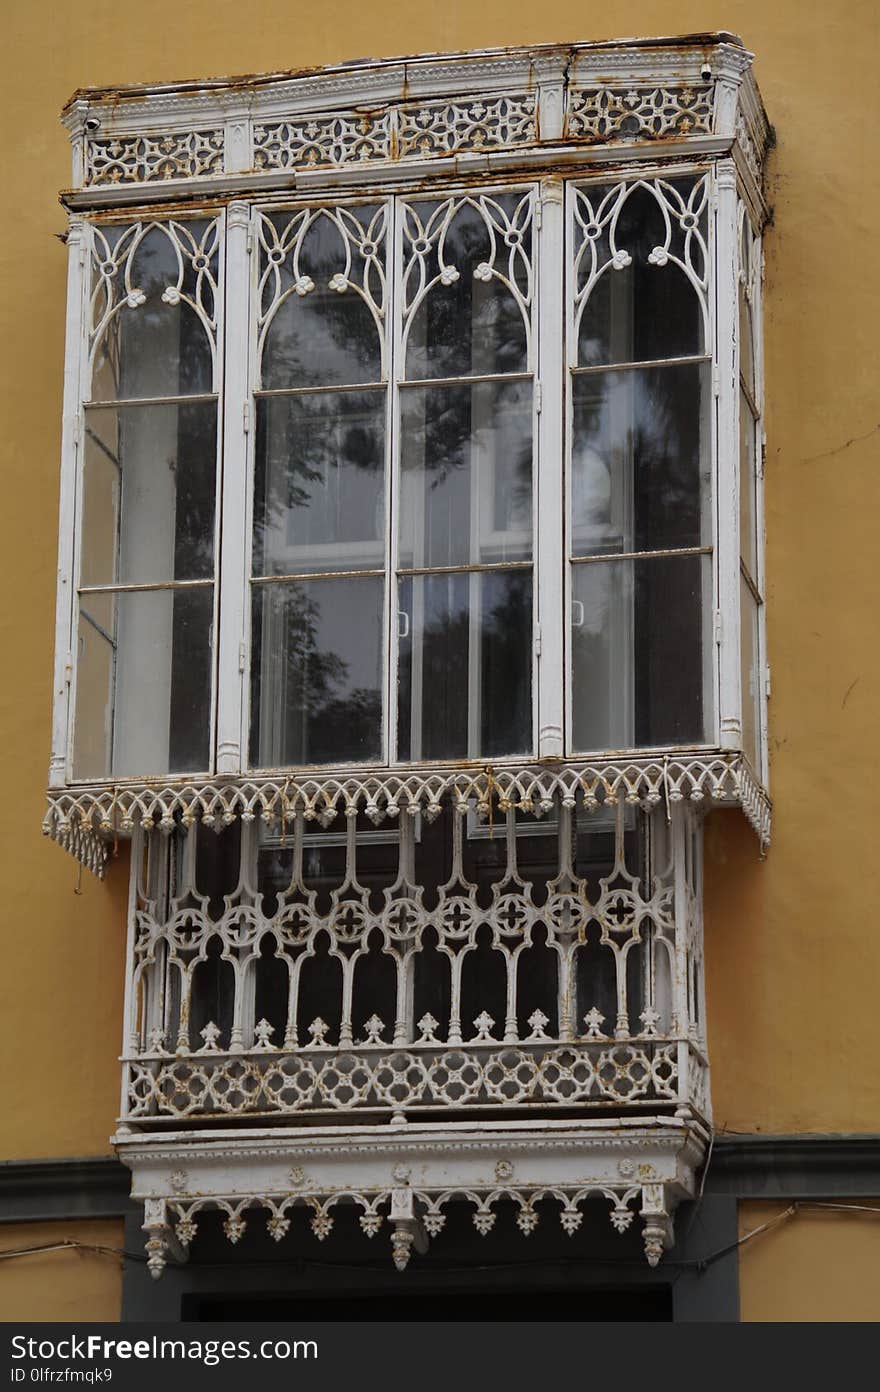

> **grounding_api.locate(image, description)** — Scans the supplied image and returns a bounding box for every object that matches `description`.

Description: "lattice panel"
[397,94,537,156]
[85,130,225,185]
[253,112,392,170]
[566,86,713,142]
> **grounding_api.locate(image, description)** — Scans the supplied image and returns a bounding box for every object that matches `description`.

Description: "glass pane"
[404,194,531,380]
[260,206,385,390]
[399,379,532,568]
[571,363,709,556]
[576,180,705,366]
[738,217,755,396]
[252,391,386,576]
[75,586,213,778]
[82,403,216,586]
[739,282,755,397]
[72,598,115,780]
[250,577,383,767]
[91,220,216,400]
[397,569,532,761]
[739,389,759,581]
[741,578,761,770]
[571,554,710,751]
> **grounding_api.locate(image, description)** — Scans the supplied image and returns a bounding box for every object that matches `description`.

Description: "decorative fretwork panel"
[85,130,225,185]
[122,797,707,1124]
[397,94,536,157]
[253,112,392,170]
[566,87,713,143]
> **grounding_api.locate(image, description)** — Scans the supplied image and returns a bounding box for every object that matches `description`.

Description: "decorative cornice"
[5,1133,872,1229]
[43,752,771,878]
[57,36,769,205]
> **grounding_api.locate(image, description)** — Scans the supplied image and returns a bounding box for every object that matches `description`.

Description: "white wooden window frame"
[51,161,766,789]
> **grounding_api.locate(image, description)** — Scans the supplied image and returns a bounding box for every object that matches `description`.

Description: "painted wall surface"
[0,1221,123,1321]
[1,0,876,1185]
[737,1202,880,1322]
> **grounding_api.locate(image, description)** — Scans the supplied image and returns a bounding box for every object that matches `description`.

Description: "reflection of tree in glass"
[252,392,385,570]
[574,367,702,552]
[252,584,382,766]
[261,210,383,390]
[406,385,531,520]
[577,185,703,366]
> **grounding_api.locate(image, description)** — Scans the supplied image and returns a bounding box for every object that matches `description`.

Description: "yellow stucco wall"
[1,0,877,1322]
[738,1202,880,1322]
[0,1221,123,1321]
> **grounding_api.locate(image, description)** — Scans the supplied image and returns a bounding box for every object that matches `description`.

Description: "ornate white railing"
[121,791,708,1126]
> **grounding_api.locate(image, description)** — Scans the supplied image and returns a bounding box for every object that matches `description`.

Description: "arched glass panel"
[74,216,220,781]
[250,203,388,769]
[396,190,535,762]
[259,207,385,390]
[403,195,530,380]
[568,176,712,754]
[90,220,218,401]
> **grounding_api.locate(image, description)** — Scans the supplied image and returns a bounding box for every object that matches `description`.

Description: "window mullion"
[536,177,565,759]
[386,192,404,765]
[53,216,89,787]
[713,161,743,752]
[215,201,251,776]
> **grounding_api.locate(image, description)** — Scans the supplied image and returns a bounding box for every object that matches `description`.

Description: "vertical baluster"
[446,807,465,1046]
[174,827,194,1053]
[282,810,305,1048]
[338,813,358,1048]
[502,808,519,1042]
[230,821,256,1051]
[556,801,576,1041]
[642,810,655,1032]
[671,805,691,1114]
[393,815,416,1045]
[612,800,630,1040]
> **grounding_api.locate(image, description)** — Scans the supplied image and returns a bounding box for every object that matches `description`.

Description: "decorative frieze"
[126,1041,689,1119]
[64,38,770,206]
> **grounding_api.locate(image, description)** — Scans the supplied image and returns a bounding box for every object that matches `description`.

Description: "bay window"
[47,35,771,1274]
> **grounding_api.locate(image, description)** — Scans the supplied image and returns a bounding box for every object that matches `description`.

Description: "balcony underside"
[116,1113,709,1276]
